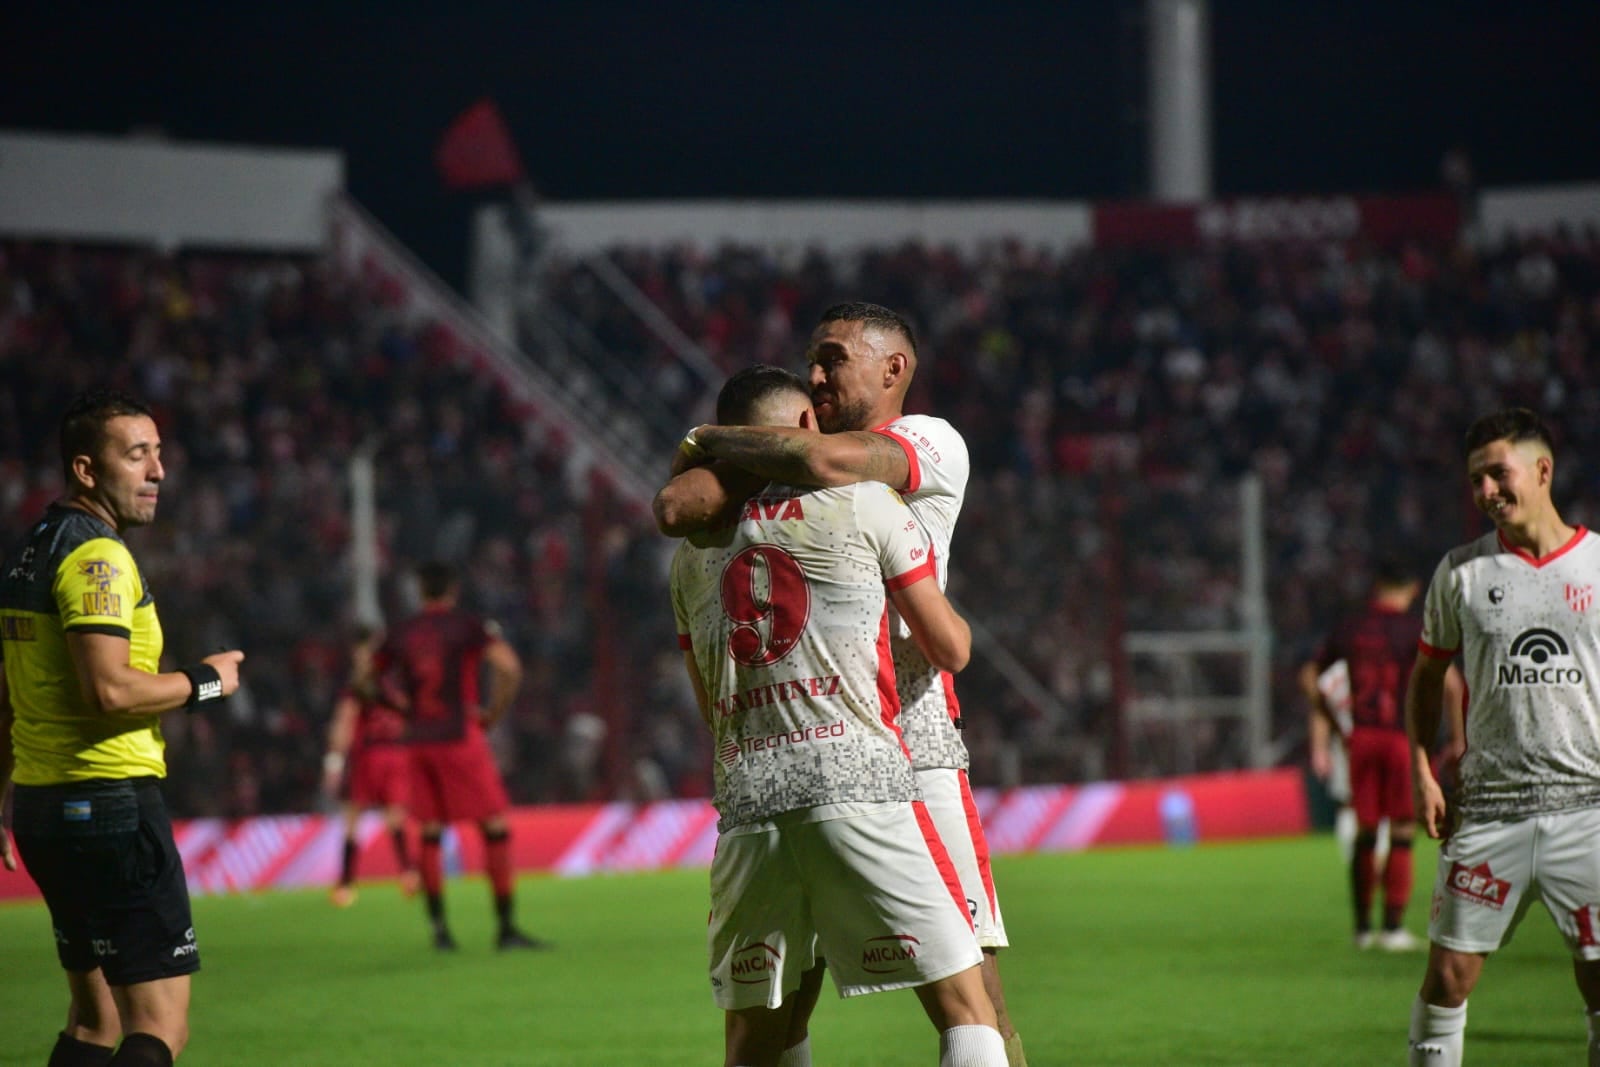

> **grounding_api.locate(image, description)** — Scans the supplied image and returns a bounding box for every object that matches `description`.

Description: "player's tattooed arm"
[693,426,911,491]
[654,462,767,537]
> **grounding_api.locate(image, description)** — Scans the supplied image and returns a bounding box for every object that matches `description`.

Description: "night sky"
[3,1,1597,285]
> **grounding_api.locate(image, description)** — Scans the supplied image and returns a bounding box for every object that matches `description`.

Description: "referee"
[0,389,243,1067]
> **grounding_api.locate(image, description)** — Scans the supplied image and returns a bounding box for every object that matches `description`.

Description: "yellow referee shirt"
[1,504,166,784]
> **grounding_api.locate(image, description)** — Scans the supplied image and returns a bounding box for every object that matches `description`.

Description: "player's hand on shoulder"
[203,649,246,697]
[671,426,715,476]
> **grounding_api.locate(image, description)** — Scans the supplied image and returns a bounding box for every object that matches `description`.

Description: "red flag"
[435,98,525,190]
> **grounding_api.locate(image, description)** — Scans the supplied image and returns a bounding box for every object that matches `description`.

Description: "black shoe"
[433,926,459,951]
[496,928,552,951]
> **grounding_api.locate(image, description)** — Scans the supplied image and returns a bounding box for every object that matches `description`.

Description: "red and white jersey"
[671,480,938,830]
[874,414,972,770]
[1420,527,1600,819]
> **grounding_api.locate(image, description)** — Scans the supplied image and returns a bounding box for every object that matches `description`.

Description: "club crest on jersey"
[1497,628,1584,686]
[1567,584,1594,614]
[1446,861,1510,910]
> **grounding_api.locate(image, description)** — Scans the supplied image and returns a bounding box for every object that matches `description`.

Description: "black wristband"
[179,663,225,711]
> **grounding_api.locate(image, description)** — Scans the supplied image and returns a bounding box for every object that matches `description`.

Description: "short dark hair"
[59,388,154,482]
[416,561,458,600]
[817,301,918,358]
[715,365,810,426]
[1371,555,1416,590]
[1463,408,1555,458]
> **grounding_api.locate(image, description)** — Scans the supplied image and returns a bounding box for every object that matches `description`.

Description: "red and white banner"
[1093,193,1461,247]
[0,768,1308,901]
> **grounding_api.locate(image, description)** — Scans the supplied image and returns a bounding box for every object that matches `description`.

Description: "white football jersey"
[874,414,972,770]
[1421,527,1600,819]
[671,480,938,830]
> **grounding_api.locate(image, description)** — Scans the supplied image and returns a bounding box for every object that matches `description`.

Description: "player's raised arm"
[653,461,768,537]
[690,423,911,492]
[1406,649,1453,838]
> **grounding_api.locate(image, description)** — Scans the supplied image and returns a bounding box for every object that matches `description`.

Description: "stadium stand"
[3,218,1597,815]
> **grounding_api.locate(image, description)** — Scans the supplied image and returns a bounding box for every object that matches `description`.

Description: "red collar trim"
[1497,526,1588,568]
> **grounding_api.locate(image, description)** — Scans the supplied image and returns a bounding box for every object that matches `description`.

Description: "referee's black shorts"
[12,776,200,984]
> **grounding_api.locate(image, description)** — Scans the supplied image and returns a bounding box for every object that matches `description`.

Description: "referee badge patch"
[62,799,92,822]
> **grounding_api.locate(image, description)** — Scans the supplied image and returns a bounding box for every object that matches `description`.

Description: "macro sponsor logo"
[77,558,123,617]
[861,934,920,974]
[714,674,843,719]
[1446,861,1510,911]
[1497,628,1583,687]
[730,941,781,984]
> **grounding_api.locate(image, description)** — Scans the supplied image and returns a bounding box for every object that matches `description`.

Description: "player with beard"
[671,364,1005,1067]
[656,304,1024,1067]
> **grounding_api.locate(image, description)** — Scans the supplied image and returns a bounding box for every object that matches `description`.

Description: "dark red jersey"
[375,606,492,744]
[1317,602,1420,733]
[344,686,408,749]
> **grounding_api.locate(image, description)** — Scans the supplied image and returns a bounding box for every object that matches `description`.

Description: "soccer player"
[1406,408,1600,1065]
[374,562,544,952]
[671,365,1006,1067]
[1302,559,1463,951]
[322,626,418,907]
[0,389,244,1067]
[656,303,1025,1065]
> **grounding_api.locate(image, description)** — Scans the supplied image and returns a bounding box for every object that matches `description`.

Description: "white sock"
[940,1024,1007,1067]
[1587,1010,1600,1067]
[1408,997,1466,1066]
[778,1035,812,1067]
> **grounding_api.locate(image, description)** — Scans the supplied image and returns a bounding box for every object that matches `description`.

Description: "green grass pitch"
[0,835,1585,1065]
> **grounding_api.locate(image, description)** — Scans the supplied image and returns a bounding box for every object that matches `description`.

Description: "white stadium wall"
[522,198,1098,254]
[0,130,344,251]
[1479,182,1600,239]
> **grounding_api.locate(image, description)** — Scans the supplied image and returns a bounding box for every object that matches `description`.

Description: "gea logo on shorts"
[1497,629,1584,686]
[861,934,920,974]
[730,941,780,984]
[1446,861,1510,911]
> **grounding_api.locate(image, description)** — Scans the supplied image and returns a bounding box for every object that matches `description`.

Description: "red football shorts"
[408,736,510,824]
[345,744,411,809]
[1346,726,1415,826]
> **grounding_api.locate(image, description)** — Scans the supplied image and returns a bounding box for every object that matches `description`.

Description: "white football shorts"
[707,800,982,1010]
[1428,805,1600,960]
[916,767,1008,949]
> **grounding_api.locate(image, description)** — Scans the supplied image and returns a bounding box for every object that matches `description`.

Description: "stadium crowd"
[0,242,683,816]
[2,221,1597,814]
